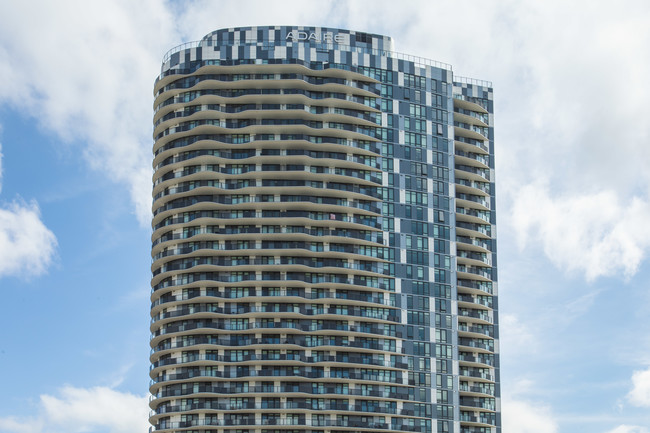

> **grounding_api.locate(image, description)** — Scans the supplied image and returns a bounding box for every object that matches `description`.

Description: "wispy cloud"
[0,130,4,193]
[500,313,539,357]
[0,199,57,278]
[0,385,149,433]
[605,426,650,433]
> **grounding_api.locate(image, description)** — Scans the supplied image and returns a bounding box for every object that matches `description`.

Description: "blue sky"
[1,1,650,432]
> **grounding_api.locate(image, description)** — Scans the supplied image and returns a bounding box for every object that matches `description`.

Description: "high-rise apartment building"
[150,26,499,433]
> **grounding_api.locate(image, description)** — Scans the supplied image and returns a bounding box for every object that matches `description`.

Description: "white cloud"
[0,386,149,433]
[628,366,650,407]
[0,417,42,433]
[510,182,650,281]
[0,1,179,225]
[501,378,559,433]
[486,1,650,283]
[605,426,650,433]
[499,313,538,356]
[501,396,559,433]
[0,200,57,278]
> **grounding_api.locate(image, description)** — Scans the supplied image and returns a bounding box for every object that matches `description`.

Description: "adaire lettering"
[286,31,346,44]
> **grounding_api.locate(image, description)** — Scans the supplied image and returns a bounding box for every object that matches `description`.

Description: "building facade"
[150,26,499,433]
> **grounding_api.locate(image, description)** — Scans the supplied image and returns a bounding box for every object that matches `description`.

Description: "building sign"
[286,31,346,44]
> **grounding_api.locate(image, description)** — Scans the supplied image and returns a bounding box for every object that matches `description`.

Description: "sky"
[0,1,649,432]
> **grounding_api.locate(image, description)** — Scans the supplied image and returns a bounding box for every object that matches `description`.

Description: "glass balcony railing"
[456,164,490,181]
[455,150,489,166]
[454,107,489,124]
[456,207,491,223]
[456,236,491,251]
[457,279,493,295]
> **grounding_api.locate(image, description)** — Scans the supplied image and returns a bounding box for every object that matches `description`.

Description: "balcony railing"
[457,279,493,294]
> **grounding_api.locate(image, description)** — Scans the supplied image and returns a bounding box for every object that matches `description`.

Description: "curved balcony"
[458,337,494,353]
[153,106,382,140]
[151,334,401,359]
[458,307,493,324]
[459,396,496,412]
[457,279,493,296]
[155,88,381,122]
[155,118,382,143]
[152,135,383,167]
[154,72,380,97]
[455,149,489,168]
[154,62,382,96]
[456,193,490,211]
[154,103,382,131]
[150,351,406,374]
[456,236,491,253]
[152,226,383,256]
[458,322,494,338]
[153,124,381,159]
[456,222,491,239]
[151,204,381,234]
[153,209,383,234]
[453,94,489,113]
[150,418,406,432]
[454,107,489,126]
[153,163,383,190]
[154,61,379,90]
[456,178,490,195]
[149,400,415,420]
[152,271,394,294]
[150,302,400,329]
[150,243,390,270]
[454,126,488,144]
[459,367,494,382]
[456,207,491,224]
[460,411,497,428]
[457,264,492,280]
[149,366,404,389]
[153,182,382,207]
[454,122,489,141]
[457,294,493,309]
[455,136,489,154]
[459,351,495,367]
[150,381,412,401]
[455,165,490,182]
[150,286,395,312]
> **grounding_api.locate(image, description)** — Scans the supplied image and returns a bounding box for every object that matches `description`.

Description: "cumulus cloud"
[510,182,650,281]
[628,366,650,407]
[501,396,559,433]
[484,1,650,283]
[0,200,57,278]
[0,386,149,433]
[0,1,179,225]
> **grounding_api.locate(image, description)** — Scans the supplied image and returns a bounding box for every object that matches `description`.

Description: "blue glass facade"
[150,26,499,433]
